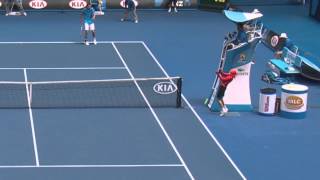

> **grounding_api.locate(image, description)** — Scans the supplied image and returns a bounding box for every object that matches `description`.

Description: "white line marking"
[0,41,144,44]
[0,67,126,70]
[112,43,195,180]
[23,69,40,167]
[140,41,247,180]
[0,164,184,168]
[0,77,179,85]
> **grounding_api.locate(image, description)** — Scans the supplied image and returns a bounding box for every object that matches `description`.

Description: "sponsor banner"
[1,0,107,10]
[224,63,252,105]
[0,0,196,9]
[111,0,197,8]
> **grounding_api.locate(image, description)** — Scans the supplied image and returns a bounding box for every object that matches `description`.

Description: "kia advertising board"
[0,0,196,9]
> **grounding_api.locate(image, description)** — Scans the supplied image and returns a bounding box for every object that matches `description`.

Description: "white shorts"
[84,23,95,31]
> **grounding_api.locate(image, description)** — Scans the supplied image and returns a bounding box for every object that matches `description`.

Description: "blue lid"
[260,88,276,94]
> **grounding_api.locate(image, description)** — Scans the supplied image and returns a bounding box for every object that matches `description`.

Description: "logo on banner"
[153,82,177,95]
[285,95,304,110]
[69,0,87,9]
[29,0,47,9]
[271,35,279,47]
[240,53,246,61]
[264,96,270,112]
[236,68,248,76]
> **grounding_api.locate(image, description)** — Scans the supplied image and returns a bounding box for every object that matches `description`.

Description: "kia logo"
[69,0,87,9]
[153,82,177,95]
[29,0,47,9]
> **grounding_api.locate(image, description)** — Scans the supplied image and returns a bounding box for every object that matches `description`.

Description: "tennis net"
[0,77,182,108]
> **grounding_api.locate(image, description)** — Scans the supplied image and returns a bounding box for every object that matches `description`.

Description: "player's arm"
[80,11,84,25]
[216,69,228,76]
[216,71,224,80]
[220,71,230,76]
[91,8,96,20]
[219,74,233,81]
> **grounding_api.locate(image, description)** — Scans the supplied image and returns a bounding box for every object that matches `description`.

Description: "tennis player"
[121,0,138,23]
[216,69,237,116]
[168,0,178,13]
[234,23,249,45]
[81,3,97,46]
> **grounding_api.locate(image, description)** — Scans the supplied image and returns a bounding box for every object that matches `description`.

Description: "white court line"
[0,41,144,44]
[140,42,247,180]
[0,67,126,70]
[0,164,184,169]
[23,69,40,167]
[112,43,195,180]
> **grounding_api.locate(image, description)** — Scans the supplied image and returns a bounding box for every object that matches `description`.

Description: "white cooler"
[280,84,308,119]
[259,88,277,115]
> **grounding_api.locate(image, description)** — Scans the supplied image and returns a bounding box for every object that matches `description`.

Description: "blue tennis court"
[1,3,320,179]
[0,42,244,180]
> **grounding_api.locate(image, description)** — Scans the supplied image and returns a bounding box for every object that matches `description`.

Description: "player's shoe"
[5,13,9,16]
[93,39,97,45]
[120,18,125,22]
[23,12,27,16]
[219,110,225,117]
[168,8,171,13]
[134,20,138,23]
[84,41,89,46]
[174,8,178,13]
[223,106,228,113]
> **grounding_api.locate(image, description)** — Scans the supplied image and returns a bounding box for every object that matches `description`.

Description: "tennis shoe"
[168,8,171,13]
[93,39,97,45]
[219,110,225,117]
[120,18,125,22]
[223,106,228,113]
[84,41,89,46]
[174,8,178,13]
[134,20,138,23]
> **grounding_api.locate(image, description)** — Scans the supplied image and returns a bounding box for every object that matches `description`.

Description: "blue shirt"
[82,7,95,24]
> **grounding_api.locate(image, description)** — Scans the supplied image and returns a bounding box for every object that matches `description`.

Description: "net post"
[176,77,182,108]
[29,82,32,105]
